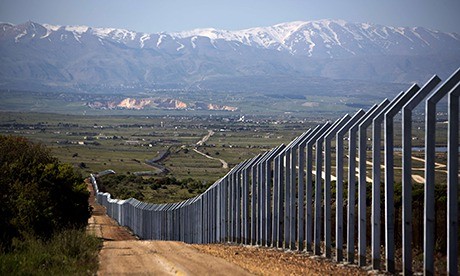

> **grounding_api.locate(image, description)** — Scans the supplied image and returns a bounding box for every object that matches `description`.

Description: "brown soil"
[192,244,368,276]
[97,240,251,275]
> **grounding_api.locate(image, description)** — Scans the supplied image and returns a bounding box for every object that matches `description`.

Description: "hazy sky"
[1,0,459,33]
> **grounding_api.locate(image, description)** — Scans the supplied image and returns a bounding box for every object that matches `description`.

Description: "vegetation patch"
[97,174,208,203]
[0,135,100,275]
[0,229,101,275]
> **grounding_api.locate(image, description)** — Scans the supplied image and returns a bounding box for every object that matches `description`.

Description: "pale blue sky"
[1,0,459,33]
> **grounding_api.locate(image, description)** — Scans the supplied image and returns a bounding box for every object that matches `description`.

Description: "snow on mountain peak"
[64,25,90,34]
[6,20,460,58]
[42,23,60,31]
[168,19,358,51]
[92,27,138,41]
[172,27,241,42]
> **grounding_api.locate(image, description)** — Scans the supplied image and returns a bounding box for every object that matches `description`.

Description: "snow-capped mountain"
[1,20,459,91]
[172,19,460,57]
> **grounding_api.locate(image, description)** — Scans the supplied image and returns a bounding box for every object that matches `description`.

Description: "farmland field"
[0,110,452,203]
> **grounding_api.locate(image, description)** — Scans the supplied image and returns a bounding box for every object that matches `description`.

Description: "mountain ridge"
[4,19,459,56]
[1,20,459,92]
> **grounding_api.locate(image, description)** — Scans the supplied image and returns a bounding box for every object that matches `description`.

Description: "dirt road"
[88,181,250,275]
[196,129,214,146]
[194,129,229,168]
[193,148,229,169]
[99,240,251,275]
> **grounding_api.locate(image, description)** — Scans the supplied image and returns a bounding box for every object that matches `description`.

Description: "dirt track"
[98,240,251,275]
[87,181,367,275]
[194,130,229,168]
[87,181,250,275]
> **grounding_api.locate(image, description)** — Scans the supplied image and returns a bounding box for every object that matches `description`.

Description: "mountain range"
[1,19,459,93]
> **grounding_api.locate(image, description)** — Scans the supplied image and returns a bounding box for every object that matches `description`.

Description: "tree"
[0,135,90,251]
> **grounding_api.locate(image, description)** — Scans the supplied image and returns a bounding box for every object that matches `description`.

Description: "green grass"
[0,229,101,276]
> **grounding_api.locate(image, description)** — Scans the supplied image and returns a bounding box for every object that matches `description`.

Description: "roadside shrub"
[0,229,101,275]
[0,135,90,252]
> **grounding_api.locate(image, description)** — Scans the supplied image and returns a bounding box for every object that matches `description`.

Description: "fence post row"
[286,131,312,250]
[90,68,460,274]
[346,103,379,263]
[423,69,460,275]
[314,119,341,255]
[304,123,332,251]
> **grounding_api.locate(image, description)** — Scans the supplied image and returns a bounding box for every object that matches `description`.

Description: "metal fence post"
[222,177,228,242]
[251,159,258,245]
[242,164,249,244]
[297,136,306,251]
[284,147,291,249]
[229,171,235,242]
[263,153,273,247]
[274,153,284,248]
[447,83,459,276]
[290,142,297,250]
[216,181,221,242]
[314,135,323,255]
[257,159,263,245]
[235,170,241,243]
[272,154,280,248]
[384,83,420,273]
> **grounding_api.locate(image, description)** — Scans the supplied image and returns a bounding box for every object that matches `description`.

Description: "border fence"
[91,68,460,275]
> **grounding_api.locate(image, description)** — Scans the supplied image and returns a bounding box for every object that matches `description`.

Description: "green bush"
[0,229,101,275]
[0,135,90,251]
[97,174,208,202]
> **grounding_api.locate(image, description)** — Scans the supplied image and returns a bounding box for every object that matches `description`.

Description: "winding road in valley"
[194,130,229,169]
